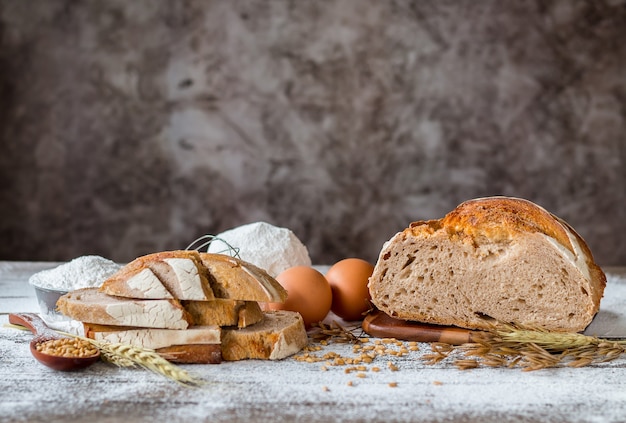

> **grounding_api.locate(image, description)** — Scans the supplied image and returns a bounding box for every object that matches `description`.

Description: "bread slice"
[221,310,308,360]
[57,288,192,329]
[83,322,223,363]
[100,251,215,301]
[83,323,220,349]
[199,253,288,303]
[182,299,264,328]
[368,197,606,332]
[99,264,173,299]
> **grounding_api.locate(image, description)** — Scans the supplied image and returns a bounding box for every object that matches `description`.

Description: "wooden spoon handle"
[362,311,476,345]
[9,313,58,338]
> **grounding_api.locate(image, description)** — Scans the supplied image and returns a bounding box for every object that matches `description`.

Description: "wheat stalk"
[59,332,203,386]
[90,339,203,386]
[424,323,626,371]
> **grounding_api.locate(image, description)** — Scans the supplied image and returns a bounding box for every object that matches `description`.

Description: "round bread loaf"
[368,197,606,332]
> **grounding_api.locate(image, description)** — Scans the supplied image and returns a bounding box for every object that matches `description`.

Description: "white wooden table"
[2,261,626,423]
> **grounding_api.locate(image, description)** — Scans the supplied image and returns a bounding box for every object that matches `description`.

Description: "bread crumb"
[433,380,443,385]
[388,382,398,388]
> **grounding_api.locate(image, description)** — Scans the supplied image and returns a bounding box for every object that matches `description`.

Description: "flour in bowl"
[29,255,122,291]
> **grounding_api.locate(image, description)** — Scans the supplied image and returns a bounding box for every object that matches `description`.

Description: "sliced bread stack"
[57,250,308,363]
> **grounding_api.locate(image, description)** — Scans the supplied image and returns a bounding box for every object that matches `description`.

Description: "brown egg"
[266,266,332,328]
[325,258,375,321]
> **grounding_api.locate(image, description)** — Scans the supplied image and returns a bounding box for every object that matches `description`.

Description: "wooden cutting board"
[362,311,477,345]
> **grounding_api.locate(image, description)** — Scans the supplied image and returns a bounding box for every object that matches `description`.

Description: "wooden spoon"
[362,310,476,345]
[9,312,100,371]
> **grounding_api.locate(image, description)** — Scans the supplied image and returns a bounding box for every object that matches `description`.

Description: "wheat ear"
[90,339,203,386]
[424,323,626,371]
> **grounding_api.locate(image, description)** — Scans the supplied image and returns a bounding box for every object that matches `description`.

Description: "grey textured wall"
[1,0,625,266]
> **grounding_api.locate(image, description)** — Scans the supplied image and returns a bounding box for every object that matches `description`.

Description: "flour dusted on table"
[207,222,311,277]
[29,255,122,291]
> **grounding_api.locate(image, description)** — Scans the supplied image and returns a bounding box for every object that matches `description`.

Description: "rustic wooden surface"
[2,261,626,423]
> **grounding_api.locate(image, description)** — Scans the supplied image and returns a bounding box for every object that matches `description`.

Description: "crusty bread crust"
[156,344,222,364]
[442,197,574,253]
[221,311,308,360]
[199,253,288,303]
[368,197,606,332]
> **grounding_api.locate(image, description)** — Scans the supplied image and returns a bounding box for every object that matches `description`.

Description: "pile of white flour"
[28,255,122,291]
[207,222,311,277]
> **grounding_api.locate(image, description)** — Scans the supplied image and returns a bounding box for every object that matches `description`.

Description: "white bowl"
[32,285,71,325]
